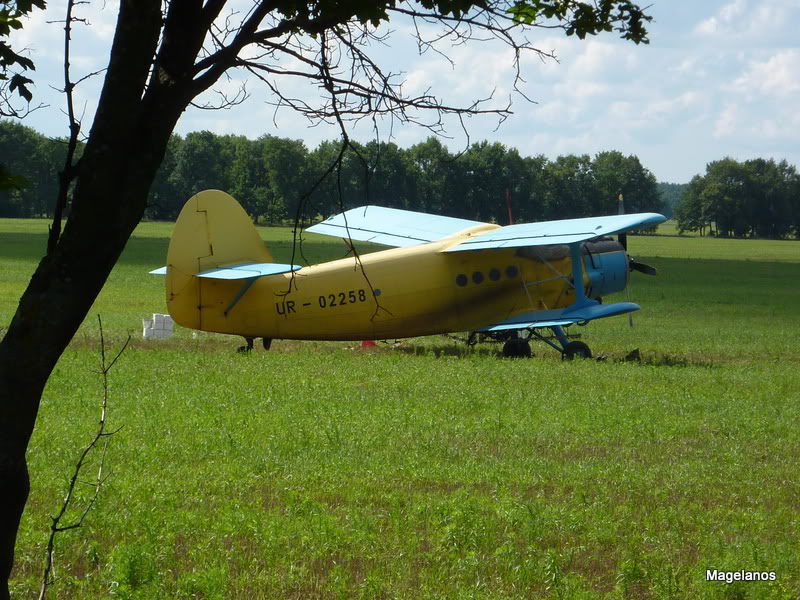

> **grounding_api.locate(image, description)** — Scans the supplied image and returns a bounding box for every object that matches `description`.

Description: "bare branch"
[47,0,103,255]
[38,316,127,600]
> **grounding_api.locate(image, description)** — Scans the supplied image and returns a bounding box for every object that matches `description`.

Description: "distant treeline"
[674,158,800,239]
[1,121,670,227]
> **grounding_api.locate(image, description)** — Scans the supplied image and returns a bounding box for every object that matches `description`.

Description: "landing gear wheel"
[262,338,272,351]
[237,337,255,353]
[562,341,592,360]
[502,338,532,359]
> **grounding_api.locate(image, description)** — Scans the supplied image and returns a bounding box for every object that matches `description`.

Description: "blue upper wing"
[444,213,666,252]
[306,206,485,247]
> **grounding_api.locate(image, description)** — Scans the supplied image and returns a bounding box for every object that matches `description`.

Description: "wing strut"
[224,278,258,315]
[569,243,590,307]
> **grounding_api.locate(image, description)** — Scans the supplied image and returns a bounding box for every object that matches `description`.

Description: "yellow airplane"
[151,190,665,358]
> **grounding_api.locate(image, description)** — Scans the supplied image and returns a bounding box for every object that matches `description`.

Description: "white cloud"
[713,104,740,138]
[732,50,800,97]
[696,0,747,35]
[569,41,640,78]
[694,0,798,43]
[670,57,707,78]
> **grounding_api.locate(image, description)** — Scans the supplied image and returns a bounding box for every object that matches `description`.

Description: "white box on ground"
[142,313,174,339]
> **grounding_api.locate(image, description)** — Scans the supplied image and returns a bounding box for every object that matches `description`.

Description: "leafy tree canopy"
[0,0,46,112]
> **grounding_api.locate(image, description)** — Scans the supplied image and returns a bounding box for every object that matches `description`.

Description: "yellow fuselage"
[178,234,577,341]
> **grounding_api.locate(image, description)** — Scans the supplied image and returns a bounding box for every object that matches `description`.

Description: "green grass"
[3,218,800,599]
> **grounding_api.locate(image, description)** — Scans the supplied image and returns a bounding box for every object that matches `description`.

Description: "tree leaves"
[8,73,32,101]
[0,162,28,191]
[508,0,650,43]
[1,0,46,107]
[0,0,45,115]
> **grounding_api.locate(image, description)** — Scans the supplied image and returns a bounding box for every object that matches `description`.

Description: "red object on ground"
[359,340,377,348]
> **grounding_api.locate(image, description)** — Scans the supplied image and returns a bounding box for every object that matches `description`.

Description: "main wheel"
[262,338,272,351]
[562,341,592,360]
[502,338,532,358]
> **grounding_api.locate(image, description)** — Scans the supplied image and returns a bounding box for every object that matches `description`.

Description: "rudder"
[165,190,271,330]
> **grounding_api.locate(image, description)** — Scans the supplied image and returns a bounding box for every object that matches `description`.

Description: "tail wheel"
[562,341,592,360]
[502,338,532,359]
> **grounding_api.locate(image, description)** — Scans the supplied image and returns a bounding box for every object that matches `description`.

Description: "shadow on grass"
[633,353,716,369]
[392,343,502,359]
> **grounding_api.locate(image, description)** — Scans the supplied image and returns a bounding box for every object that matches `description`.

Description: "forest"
[0,121,664,226]
[674,158,800,239]
[3,120,798,239]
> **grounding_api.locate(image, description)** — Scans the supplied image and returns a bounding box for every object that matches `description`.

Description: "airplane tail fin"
[165,190,272,330]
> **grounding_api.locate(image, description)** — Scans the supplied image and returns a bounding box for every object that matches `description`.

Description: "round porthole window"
[489,268,501,281]
[455,274,468,287]
[472,271,484,284]
[506,265,519,279]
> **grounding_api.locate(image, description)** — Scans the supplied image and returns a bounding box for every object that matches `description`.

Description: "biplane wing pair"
[153,190,665,357]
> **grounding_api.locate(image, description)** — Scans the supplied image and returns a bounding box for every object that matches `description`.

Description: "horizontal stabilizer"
[306,205,484,247]
[445,213,665,252]
[150,263,301,279]
[479,301,640,332]
[196,262,301,279]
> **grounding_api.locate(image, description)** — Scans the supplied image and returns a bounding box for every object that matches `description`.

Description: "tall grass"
[2,218,799,599]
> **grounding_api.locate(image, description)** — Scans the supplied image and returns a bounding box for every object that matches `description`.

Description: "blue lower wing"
[479,301,640,332]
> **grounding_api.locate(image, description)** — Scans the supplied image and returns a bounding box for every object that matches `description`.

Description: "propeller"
[629,260,658,276]
[618,193,657,276]
[617,193,660,327]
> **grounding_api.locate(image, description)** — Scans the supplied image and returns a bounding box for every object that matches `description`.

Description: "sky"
[7,0,800,183]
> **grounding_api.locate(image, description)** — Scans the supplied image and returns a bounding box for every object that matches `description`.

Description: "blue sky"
[9,0,800,183]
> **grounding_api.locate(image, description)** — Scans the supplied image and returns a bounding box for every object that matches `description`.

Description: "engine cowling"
[583,239,629,299]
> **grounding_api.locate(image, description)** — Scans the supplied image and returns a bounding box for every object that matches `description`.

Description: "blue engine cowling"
[583,239,629,299]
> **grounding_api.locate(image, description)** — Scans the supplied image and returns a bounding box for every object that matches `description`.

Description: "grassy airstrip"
[3,218,800,599]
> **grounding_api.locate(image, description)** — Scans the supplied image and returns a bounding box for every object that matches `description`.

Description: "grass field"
[3,218,800,599]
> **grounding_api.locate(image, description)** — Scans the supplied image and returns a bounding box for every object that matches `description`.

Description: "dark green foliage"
[508,0,650,43]
[0,122,670,224]
[0,120,68,217]
[592,150,662,214]
[0,164,25,191]
[656,182,687,219]
[10,119,800,238]
[674,158,800,239]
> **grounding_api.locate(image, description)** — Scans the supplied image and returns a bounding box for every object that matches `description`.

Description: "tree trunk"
[0,1,174,595]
